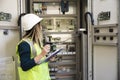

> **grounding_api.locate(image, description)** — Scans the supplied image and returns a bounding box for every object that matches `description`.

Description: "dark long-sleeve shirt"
[18,41,36,71]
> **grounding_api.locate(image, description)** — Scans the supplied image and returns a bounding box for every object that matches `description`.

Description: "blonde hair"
[23,23,43,48]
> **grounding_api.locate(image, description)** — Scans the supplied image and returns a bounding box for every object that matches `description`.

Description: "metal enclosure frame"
[29,0,82,80]
[78,0,89,80]
[118,0,120,79]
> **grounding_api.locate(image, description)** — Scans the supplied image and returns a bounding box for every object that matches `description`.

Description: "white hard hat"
[21,13,43,31]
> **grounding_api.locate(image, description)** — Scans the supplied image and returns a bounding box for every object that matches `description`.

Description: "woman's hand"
[41,44,50,56]
[34,44,50,64]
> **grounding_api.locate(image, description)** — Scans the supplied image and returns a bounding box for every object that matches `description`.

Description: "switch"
[3,29,8,35]
[103,36,106,40]
[110,36,113,40]
[109,28,113,32]
[94,29,100,33]
[96,36,100,40]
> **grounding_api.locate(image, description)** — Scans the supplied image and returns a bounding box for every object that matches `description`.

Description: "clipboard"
[38,48,63,64]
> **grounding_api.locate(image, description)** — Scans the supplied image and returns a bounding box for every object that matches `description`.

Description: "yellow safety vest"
[16,38,51,80]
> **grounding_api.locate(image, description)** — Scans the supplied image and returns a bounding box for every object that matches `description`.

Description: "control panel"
[93,24,118,46]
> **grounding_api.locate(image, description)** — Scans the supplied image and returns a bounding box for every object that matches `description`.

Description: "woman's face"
[38,22,42,30]
[40,25,42,30]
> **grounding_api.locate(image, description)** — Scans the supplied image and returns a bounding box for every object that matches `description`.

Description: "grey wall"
[0,30,19,58]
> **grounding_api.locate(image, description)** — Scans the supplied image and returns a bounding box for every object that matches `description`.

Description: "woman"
[16,13,51,80]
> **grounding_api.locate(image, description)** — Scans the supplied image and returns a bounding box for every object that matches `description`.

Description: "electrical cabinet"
[31,0,80,80]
